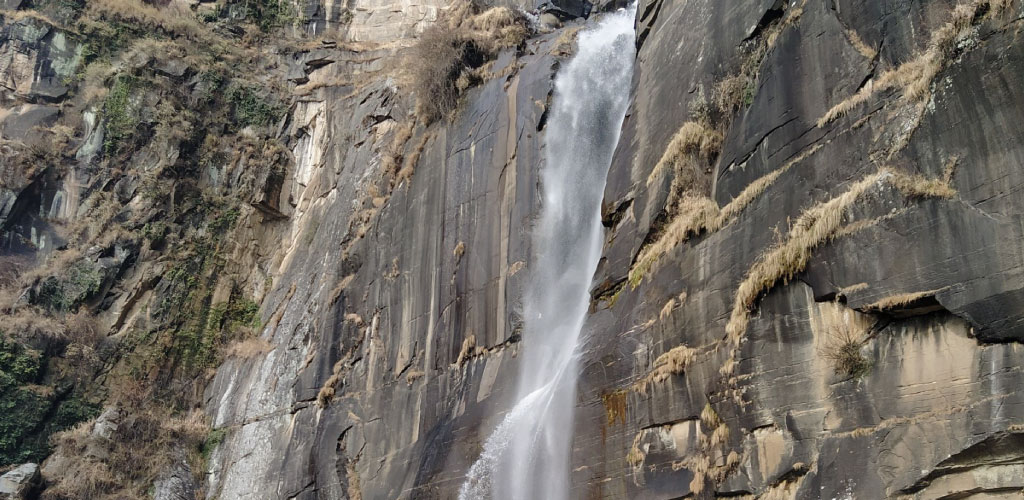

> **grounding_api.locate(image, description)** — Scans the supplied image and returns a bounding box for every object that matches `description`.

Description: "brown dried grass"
[818,0,1012,127]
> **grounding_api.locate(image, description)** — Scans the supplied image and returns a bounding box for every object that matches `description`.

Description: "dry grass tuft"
[224,337,273,358]
[821,322,871,377]
[837,282,869,297]
[344,313,365,326]
[455,334,476,366]
[317,359,345,407]
[86,0,208,41]
[818,0,1011,127]
[714,0,806,117]
[44,391,210,500]
[551,26,583,56]
[646,121,722,189]
[630,143,825,288]
[626,433,645,467]
[405,370,424,385]
[865,287,948,311]
[629,196,719,288]
[507,261,525,277]
[724,167,955,348]
[396,134,430,186]
[329,275,355,305]
[724,172,885,346]
[845,29,878,59]
[635,345,697,391]
[406,1,530,123]
[659,298,676,321]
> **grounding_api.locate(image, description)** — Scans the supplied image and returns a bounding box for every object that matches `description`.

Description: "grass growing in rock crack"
[817,0,1014,128]
[822,323,871,378]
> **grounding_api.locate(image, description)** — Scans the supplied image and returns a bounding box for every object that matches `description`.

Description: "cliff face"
[3,0,1024,498]
[580,0,1024,497]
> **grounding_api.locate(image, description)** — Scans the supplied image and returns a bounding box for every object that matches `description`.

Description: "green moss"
[201,427,227,462]
[35,261,105,313]
[103,74,141,155]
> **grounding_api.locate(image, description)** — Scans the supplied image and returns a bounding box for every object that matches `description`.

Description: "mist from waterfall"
[459,7,636,499]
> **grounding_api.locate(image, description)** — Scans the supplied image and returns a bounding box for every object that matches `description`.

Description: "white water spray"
[459,7,636,499]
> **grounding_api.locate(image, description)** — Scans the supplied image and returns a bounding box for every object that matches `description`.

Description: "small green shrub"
[0,338,99,465]
[245,0,296,32]
[0,338,41,385]
[197,70,226,104]
[103,74,141,154]
[201,427,227,462]
[227,83,284,128]
[209,207,240,235]
[142,222,168,246]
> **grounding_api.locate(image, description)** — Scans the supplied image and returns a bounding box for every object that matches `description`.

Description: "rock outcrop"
[0,463,38,499]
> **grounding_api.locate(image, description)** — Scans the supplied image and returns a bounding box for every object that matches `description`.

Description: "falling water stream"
[459,7,636,499]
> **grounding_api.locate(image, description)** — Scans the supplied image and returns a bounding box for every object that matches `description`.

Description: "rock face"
[0,463,38,499]
[574,0,1024,498]
[203,28,564,499]
[2,0,1024,498]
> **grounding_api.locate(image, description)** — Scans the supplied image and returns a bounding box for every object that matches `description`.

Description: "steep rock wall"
[204,29,569,500]
[576,0,1024,498]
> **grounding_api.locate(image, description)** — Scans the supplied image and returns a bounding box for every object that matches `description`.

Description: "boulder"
[0,463,39,499]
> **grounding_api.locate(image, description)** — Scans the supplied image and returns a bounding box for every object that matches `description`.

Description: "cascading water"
[459,7,636,499]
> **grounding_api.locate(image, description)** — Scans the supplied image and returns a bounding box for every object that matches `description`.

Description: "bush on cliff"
[407,0,530,123]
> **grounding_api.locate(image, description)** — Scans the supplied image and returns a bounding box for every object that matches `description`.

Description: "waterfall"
[459,7,636,499]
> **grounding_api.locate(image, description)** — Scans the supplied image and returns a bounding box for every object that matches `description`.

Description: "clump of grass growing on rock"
[723,167,956,361]
[628,142,826,288]
[714,1,806,117]
[634,344,697,392]
[864,287,948,311]
[243,0,296,32]
[42,383,209,500]
[455,334,477,366]
[817,0,1013,127]
[317,359,345,407]
[822,323,871,378]
[646,121,722,200]
[85,0,209,41]
[406,0,530,123]
[227,82,286,129]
